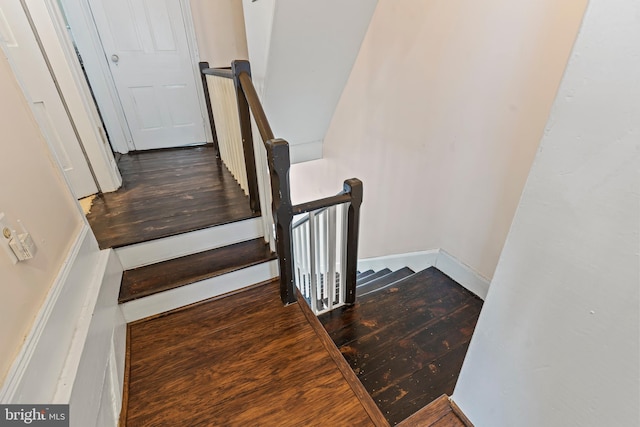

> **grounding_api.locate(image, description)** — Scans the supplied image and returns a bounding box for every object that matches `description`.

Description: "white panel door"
[0,1,98,198]
[88,0,206,150]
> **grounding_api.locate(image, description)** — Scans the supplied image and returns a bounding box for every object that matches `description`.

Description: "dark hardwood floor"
[320,267,483,426]
[122,280,382,426]
[87,146,257,249]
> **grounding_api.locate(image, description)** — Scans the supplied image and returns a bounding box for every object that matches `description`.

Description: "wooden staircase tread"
[357,268,392,286]
[118,238,276,303]
[357,267,415,297]
[357,270,376,281]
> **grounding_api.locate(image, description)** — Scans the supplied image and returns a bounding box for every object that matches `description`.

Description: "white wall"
[243,0,378,163]
[290,0,587,280]
[453,0,640,425]
[190,0,248,67]
[241,0,274,91]
[0,51,83,383]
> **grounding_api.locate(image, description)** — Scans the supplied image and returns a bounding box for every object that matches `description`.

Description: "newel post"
[198,62,219,155]
[231,60,261,214]
[344,178,363,305]
[265,139,296,305]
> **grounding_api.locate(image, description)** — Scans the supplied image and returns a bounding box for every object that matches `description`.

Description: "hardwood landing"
[320,267,483,425]
[122,280,384,426]
[87,146,257,249]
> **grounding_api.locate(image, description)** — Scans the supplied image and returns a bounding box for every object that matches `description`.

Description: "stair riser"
[116,217,264,270]
[120,259,279,322]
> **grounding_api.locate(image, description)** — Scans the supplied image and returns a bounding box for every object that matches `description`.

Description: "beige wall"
[290,0,588,279]
[190,0,248,67]
[0,53,83,383]
[454,0,640,423]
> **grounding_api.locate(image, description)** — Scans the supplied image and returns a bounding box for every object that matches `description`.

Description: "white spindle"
[290,202,351,314]
[339,203,349,306]
[308,211,318,313]
[327,206,337,310]
[207,75,249,195]
[250,117,275,251]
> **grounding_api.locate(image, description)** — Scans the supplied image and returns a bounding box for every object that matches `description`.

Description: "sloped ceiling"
[243,0,378,163]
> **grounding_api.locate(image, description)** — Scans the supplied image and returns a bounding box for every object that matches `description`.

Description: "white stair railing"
[204,72,248,194]
[292,204,349,314]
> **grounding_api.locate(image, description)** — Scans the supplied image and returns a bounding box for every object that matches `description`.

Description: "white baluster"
[302,220,310,299]
[327,205,337,310]
[309,211,318,313]
[339,203,348,306]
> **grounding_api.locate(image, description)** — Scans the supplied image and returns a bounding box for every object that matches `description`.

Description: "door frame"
[59,0,211,153]
[12,0,122,194]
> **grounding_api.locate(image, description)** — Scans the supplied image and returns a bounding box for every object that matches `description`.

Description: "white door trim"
[59,0,135,154]
[24,0,122,192]
[181,0,213,143]
[62,0,208,153]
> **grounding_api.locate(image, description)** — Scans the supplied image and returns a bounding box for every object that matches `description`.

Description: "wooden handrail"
[201,67,234,79]
[237,71,275,142]
[292,193,352,216]
[198,62,219,154]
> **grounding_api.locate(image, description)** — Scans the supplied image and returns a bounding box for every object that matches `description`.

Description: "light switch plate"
[0,213,18,264]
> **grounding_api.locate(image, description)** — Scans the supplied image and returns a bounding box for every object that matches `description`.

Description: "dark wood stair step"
[356,270,374,281]
[356,266,415,297]
[356,268,392,286]
[118,238,276,303]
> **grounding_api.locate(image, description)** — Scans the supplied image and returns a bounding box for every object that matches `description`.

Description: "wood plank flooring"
[320,267,483,425]
[123,280,380,426]
[87,146,257,248]
[118,238,276,303]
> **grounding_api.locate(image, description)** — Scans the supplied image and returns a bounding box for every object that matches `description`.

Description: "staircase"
[356,267,415,296]
[84,146,280,323]
[108,58,480,426]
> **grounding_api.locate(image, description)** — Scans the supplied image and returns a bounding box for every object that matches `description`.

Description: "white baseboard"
[115,217,264,270]
[434,249,490,300]
[358,249,490,300]
[120,259,279,322]
[0,224,126,427]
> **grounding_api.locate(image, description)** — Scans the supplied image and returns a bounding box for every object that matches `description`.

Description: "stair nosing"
[118,238,276,304]
[356,268,392,287]
[358,269,417,297]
